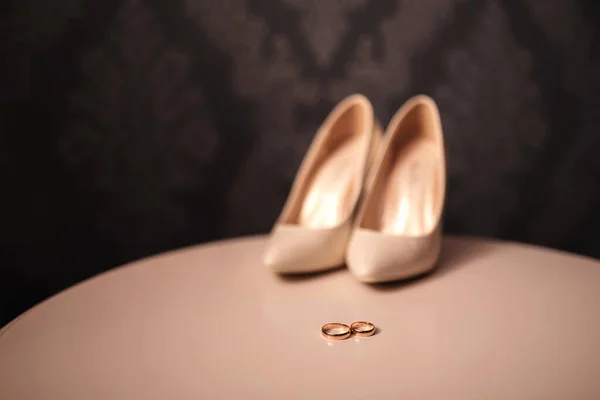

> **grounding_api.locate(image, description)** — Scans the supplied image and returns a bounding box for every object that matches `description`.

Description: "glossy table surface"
[1,236,600,399]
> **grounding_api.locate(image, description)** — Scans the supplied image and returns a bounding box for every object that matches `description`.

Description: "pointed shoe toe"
[264,224,351,274]
[346,227,442,283]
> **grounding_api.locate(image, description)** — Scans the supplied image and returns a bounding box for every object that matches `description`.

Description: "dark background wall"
[1,0,599,326]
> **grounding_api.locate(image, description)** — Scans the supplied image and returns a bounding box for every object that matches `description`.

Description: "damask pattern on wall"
[1,0,599,323]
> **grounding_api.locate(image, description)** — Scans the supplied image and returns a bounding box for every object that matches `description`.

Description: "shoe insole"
[381,139,439,235]
[299,136,364,228]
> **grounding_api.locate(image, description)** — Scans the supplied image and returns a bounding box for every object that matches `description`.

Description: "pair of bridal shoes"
[264,94,445,283]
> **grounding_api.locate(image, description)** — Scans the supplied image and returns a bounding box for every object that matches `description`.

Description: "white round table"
[1,236,600,399]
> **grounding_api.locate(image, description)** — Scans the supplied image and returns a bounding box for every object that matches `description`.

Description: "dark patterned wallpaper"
[1,0,599,325]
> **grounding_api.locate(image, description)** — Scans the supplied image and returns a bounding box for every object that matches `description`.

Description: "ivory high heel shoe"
[346,95,446,283]
[264,94,382,274]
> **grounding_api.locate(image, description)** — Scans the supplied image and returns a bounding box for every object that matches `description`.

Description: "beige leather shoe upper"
[264,94,383,273]
[347,95,446,283]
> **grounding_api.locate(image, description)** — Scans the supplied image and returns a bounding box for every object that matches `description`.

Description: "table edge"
[2,234,597,335]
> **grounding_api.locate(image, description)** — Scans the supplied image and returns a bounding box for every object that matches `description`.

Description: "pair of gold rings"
[321,321,376,340]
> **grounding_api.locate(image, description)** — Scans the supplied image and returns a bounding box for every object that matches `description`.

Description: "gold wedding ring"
[321,323,352,340]
[350,321,376,337]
